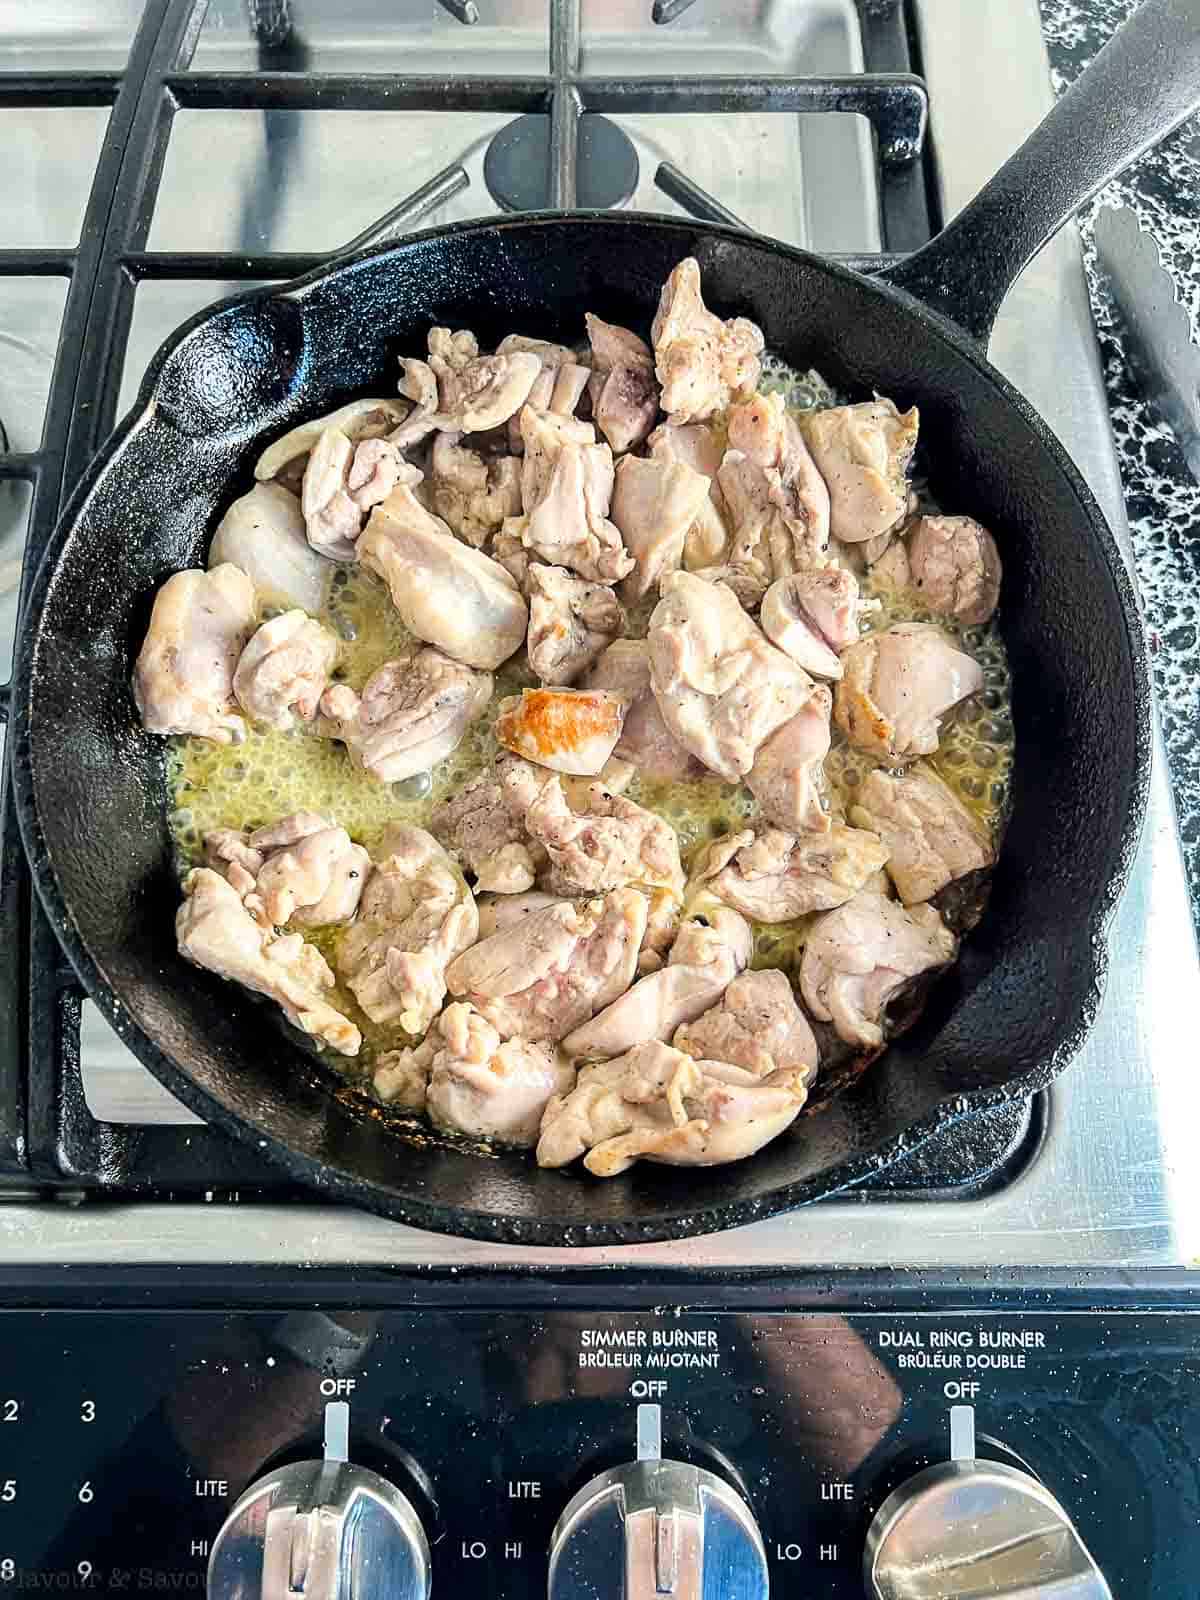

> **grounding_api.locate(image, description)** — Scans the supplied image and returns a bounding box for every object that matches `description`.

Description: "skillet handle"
[880,0,1200,345]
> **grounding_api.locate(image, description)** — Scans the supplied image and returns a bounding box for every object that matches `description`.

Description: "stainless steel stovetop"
[1,0,1196,1269]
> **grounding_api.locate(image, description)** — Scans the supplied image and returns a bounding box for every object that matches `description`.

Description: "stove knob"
[207,1405,430,1600]
[865,1407,1111,1599]
[548,1405,768,1600]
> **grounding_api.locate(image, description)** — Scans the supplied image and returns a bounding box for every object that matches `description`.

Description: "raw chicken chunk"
[536,1039,807,1176]
[495,687,627,777]
[611,453,712,602]
[648,419,731,571]
[233,611,336,732]
[233,812,371,929]
[561,903,751,1062]
[519,408,634,584]
[584,640,707,782]
[254,399,408,487]
[647,571,811,781]
[431,753,547,893]
[300,426,363,560]
[132,564,256,744]
[445,888,648,1044]
[718,392,831,577]
[693,823,889,922]
[209,482,330,614]
[745,685,833,834]
[834,621,984,762]
[318,646,492,785]
[760,568,876,680]
[850,763,993,905]
[651,258,765,423]
[400,328,541,434]
[674,968,818,1081]
[525,778,685,899]
[426,1002,574,1146]
[800,890,956,1048]
[428,432,523,549]
[526,563,625,685]
[907,514,1002,624]
[337,824,478,1034]
[584,314,660,454]
[801,398,919,544]
[357,485,527,671]
[177,868,360,1056]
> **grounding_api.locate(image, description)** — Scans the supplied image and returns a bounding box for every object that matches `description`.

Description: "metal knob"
[208,1404,430,1600]
[548,1405,768,1600]
[865,1407,1112,1599]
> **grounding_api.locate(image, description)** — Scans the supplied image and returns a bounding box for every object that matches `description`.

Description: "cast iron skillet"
[10,1,1200,1244]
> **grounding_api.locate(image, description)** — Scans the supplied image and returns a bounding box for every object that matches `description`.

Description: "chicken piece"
[400,328,542,434]
[906,514,1002,624]
[519,408,634,584]
[337,824,478,1034]
[760,568,876,679]
[425,1002,575,1146]
[611,454,712,603]
[536,1039,807,1176]
[255,399,409,487]
[674,968,818,1081]
[344,437,410,512]
[497,336,587,450]
[561,903,751,1062]
[132,564,256,744]
[495,687,627,777]
[801,399,919,544]
[584,313,660,454]
[492,517,531,589]
[427,432,523,549]
[647,571,811,782]
[476,890,563,940]
[850,763,993,905]
[694,822,888,922]
[176,868,361,1056]
[300,427,363,560]
[647,425,730,579]
[203,827,265,900]
[373,1034,436,1111]
[583,640,707,782]
[651,258,764,424]
[233,611,336,733]
[222,813,371,930]
[431,753,547,893]
[526,564,625,686]
[718,393,831,578]
[209,483,330,614]
[446,888,648,1043]
[690,563,769,611]
[358,487,528,671]
[834,621,984,762]
[317,647,492,785]
[800,890,956,1048]
[745,684,833,834]
[870,538,912,590]
[526,778,685,899]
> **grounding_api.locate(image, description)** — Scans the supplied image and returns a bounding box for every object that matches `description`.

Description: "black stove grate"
[0,0,1036,1199]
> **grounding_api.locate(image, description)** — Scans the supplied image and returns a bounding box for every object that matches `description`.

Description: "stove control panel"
[0,1302,1188,1596]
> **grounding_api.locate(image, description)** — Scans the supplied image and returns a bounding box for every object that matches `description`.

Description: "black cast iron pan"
[10,0,1200,1245]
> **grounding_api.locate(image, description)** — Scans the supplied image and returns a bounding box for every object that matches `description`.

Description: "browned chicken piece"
[800,889,956,1048]
[674,968,818,1081]
[233,611,336,732]
[526,778,685,899]
[425,1002,575,1146]
[216,812,371,930]
[358,485,528,671]
[835,621,984,762]
[536,1039,808,1176]
[648,418,731,570]
[688,563,769,611]
[445,888,647,1044]
[476,890,563,940]
[611,454,712,603]
[647,571,811,782]
[906,514,1002,624]
[526,563,625,685]
[209,482,330,615]
[318,646,492,784]
[746,683,834,834]
[850,763,993,905]
[518,407,634,584]
[431,753,547,893]
[584,313,660,454]
[399,327,542,435]
[561,902,751,1062]
[693,823,889,922]
[760,568,877,680]
[176,868,361,1056]
[255,399,410,487]
[427,432,523,549]
[718,392,831,577]
[495,687,627,777]
[337,823,478,1035]
[583,639,708,782]
[650,257,765,423]
[373,1033,436,1111]
[133,564,256,744]
[801,399,919,544]
[300,426,363,559]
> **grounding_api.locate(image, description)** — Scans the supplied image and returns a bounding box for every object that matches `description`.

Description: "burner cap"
[484,114,639,212]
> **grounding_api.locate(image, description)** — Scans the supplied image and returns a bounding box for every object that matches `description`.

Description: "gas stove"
[0,0,1198,1592]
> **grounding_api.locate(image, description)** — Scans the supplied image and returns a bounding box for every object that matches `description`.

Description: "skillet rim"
[7,212,1153,1246]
